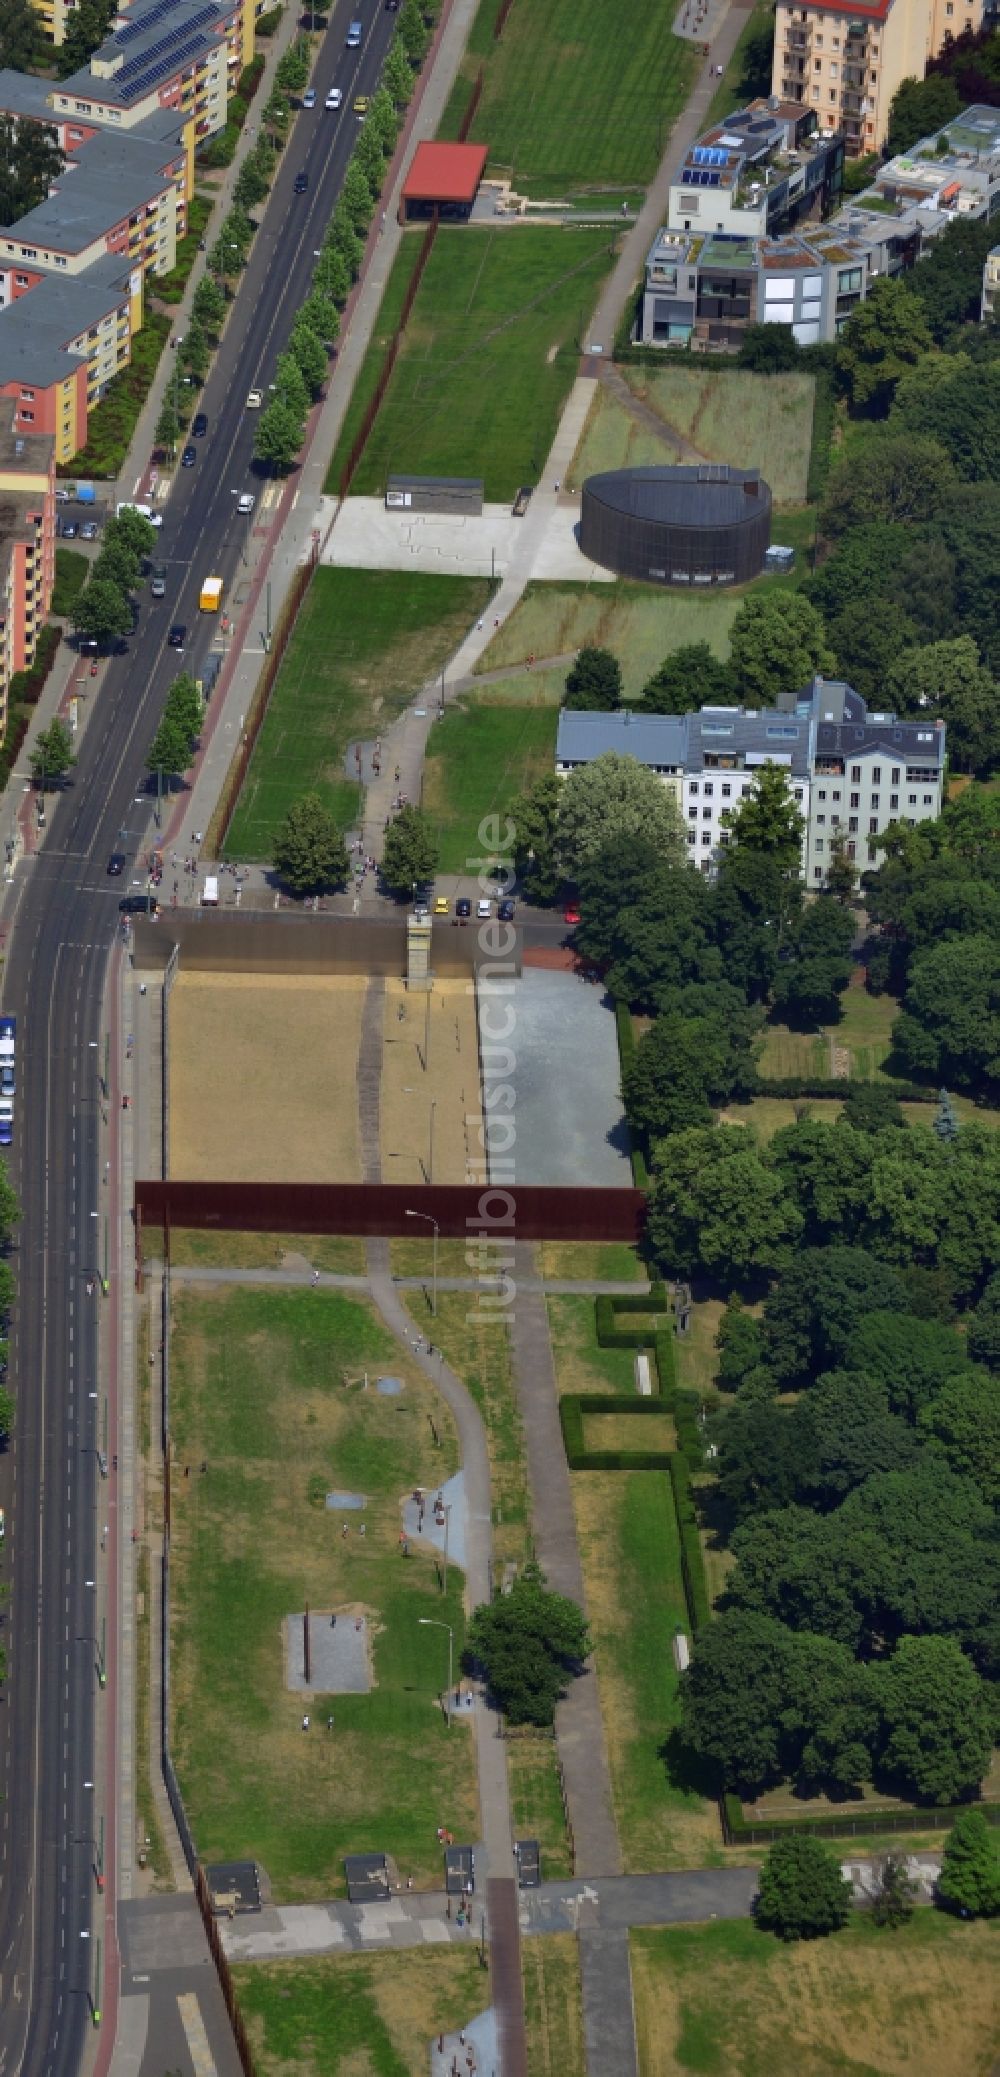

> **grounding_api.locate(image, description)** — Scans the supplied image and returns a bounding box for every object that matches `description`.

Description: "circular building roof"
[583,464,771,530]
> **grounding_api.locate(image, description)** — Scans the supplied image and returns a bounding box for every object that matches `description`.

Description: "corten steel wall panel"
[131,913,520,978]
[136,1179,647,1241]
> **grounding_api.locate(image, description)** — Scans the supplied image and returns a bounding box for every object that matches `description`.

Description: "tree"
[737,322,803,373]
[624,1003,759,1141]
[383,38,414,107]
[887,71,961,154]
[254,396,304,471]
[0,115,63,224]
[276,36,310,91]
[933,1088,960,1143]
[919,1367,1000,1502]
[769,1120,874,1247]
[728,592,834,703]
[274,350,309,419]
[507,774,562,904]
[641,641,735,714]
[892,935,1000,1094]
[909,214,1000,345]
[764,1247,908,1387]
[155,397,180,452]
[398,0,429,63]
[825,828,857,906]
[680,1609,795,1787]
[836,277,933,415]
[840,1081,904,1133]
[342,158,376,234]
[846,1309,971,1419]
[163,672,203,746]
[575,844,719,1011]
[272,793,349,895]
[367,87,398,152]
[30,718,75,790]
[106,507,155,561]
[755,1835,852,1940]
[288,321,328,399]
[936,1809,1000,1918]
[0,1383,13,1443]
[887,635,1000,777]
[803,1368,919,1509]
[465,1563,589,1727]
[894,356,1000,485]
[56,0,113,71]
[191,274,226,333]
[721,763,805,875]
[354,123,387,197]
[715,1298,764,1392]
[869,1854,918,1929]
[646,1126,801,1286]
[147,713,193,781]
[556,753,685,880]
[563,646,621,711]
[380,805,439,894]
[299,289,340,344]
[875,1634,993,1804]
[93,538,140,596]
[967,1273,1000,1371]
[316,241,351,307]
[179,320,209,384]
[73,578,133,646]
[0,0,40,71]
[821,432,954,535]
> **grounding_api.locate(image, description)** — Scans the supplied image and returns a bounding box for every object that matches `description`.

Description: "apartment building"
[554,680,946,885]
[0,407,55,736]
[669,97,843,242]
[641,101,1000,348]
[983,240,1000,316]
[773,0,987,155]
[0,257,139,464]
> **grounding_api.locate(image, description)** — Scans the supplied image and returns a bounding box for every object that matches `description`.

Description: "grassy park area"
[522,1935,584,2073]
[572,1469,721,1869]
[330,228,616,502]
[401,1288,529,1572]
[439,0,697,197]
[224,569,489,860]
[546,1294,639,1397]
[477,579,744,698]
[630,1913,1000,2077]
[169,1285,478,1896]
[422,695,559,873]
[236,1951,486,2075]
[574,365,817,507]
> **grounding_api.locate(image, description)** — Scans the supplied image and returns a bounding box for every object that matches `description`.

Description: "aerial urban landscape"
[0,0,997,2067]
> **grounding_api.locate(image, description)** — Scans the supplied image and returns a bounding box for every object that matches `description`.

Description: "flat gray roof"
[0,255,133,386]
[556,709,688,769]
[62,0,232,107]
[686,703,811,777]
[10,130,179,251]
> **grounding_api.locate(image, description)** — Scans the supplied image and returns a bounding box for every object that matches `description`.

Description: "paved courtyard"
[481,968,632,1188]
[319,494,614,583]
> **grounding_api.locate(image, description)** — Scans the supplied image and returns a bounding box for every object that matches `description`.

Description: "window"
[686,829,695,844]
[818,788,826,802]
[890,794,898,811]
[869,817,879,835]
[701,833,711,847]
[688,806,697,820]
[850,792,859,809]
[19,387,34,400]
[704,782,714,797]
[908,793,916,805]
[850,764,861,783]
[19,409,33,421]
[14,273,28,286]
[816,813,826,826]
[848,816,858,833]
[872,766,881,784]
[923,794,933,806]
[891,768,900,784]
[794,789,803,804]
[814,867,823,881]
[722,783,731,798]
[871,793,879,809]
[689,780,699,794]
[832,790,841,802]
[814,838,824,853]
[702,807,712,821]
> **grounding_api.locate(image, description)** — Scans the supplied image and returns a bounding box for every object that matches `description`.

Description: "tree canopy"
[272,794,348,894]
[754,1834,852,1941]
[563,645,621,711]
[556,753,686,880]
[465,1563,589,1726]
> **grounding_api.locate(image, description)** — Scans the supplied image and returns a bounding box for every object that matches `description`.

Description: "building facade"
[0,408,55,735]
[983,240,1000,317]
[772,0,988,154]
[669,98,843,242]
[554,679,946,885]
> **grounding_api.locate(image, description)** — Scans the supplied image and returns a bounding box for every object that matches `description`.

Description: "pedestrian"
[302,1714,310,1731]
[330,1612,337,1627]
[554,479,560,492]
[342,1522,349,1538]
[311,1268,320,1285]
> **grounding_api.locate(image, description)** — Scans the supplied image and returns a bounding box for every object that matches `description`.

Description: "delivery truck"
[199,576,223,612]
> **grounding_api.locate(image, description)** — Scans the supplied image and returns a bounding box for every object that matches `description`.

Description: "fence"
[337,218,439,500]
[722,1792,1000,1848]
[457,62,485,135]
[195,1865,260,2077]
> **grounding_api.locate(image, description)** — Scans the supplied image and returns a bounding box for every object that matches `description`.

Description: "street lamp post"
[418,1616,454,1725]
[404,1207,438,1316]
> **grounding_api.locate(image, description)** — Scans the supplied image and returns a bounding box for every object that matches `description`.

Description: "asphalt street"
[0,7,400,2072]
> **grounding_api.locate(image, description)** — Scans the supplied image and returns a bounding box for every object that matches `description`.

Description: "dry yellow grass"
[166,1229,368,1273]
[583,1411,675,1454]
[168,971,365,1182]
[630,1915,1000,2077]
[522,1934,584,2077]
[380,977,483,1187]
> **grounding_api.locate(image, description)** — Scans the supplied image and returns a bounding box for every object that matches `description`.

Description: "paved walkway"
[166,1263,649,1297]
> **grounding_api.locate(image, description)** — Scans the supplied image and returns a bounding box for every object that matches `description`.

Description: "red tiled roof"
[401,141,488,204]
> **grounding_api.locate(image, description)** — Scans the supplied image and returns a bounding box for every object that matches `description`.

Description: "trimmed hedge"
[560,1394,679,1473]
[595,1285,667,1347]
[754,1073,934,1103]
[614,999,649,1188]
[722,1787,1000,1846]
[670,1455,711,1633]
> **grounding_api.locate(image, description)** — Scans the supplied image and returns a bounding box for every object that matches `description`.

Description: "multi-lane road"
[0,7,400,2069]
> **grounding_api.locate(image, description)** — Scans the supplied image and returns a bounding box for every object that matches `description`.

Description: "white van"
[201,876,219,907]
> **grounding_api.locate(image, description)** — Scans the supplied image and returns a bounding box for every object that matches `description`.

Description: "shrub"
[51,548,88,617]
[669,1454,711,1630]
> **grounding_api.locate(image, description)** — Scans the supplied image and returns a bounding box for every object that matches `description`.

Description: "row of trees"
[146,673,203,790]
[752,1808,1000,1941]
[71,505,156,651]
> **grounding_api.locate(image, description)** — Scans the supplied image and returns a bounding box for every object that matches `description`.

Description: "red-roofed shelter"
[400,141,488,223]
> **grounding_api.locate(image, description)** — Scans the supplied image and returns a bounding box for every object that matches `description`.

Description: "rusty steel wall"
[136,1178,646,1241]
[131,911,519,979]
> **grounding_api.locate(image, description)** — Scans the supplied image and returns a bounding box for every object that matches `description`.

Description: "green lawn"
[569,366,817,507]
[476,579,745,697]
[573,1470,721,1868]
[507,1734,574,1879]
[223,568,490,860]
[168,1285,479,1897]
[330,228,616,502]
[630,1914,1000,2077]
[422,695,558,872]
[546,1293,639,1397]
[237,1951,486,2076]
[439,0,698,197]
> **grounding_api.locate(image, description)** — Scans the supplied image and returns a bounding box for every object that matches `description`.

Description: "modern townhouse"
[772,0,988,154]
[554,679,946,886]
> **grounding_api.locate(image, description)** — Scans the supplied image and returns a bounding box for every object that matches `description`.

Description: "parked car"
[0,1065,15,1095]
[353,93,369,115]
[564,904,581,926]
[498,899,515,921]
[150,563,167,597]
[302,87,316,107]
[181,444,196,467]
[192,411,208,437]
[433,896,449,915]
[107,852,126,876]
[80,520,99,540]
[413,899,429,919]
[237,492,254,515]
[168,624,186,648]
[455,898,471,918]
[325,87,343,109]
[0,1118,11,1148]
[61,521,78,538]
[476,898,491,919]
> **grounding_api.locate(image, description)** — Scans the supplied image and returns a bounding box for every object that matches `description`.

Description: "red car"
[564,904,581,926]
